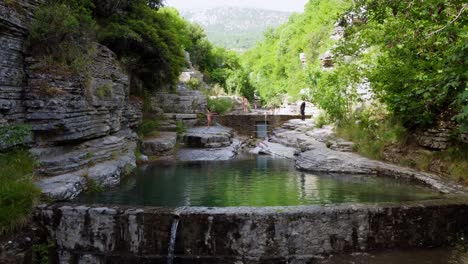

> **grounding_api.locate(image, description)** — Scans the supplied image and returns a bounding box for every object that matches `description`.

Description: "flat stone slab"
[163,113,198,120]
[296,142,467,194]
[250,141,296,159]
[177,139,241,161]
[36,145,137,201]
[36,174,86,201]
[141,132,177,156]
[184,126,233,148]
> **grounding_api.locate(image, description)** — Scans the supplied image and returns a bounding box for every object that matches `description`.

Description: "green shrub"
[85,176,104,193]
[175,120,186,136]
[336,109,407,160]
[0,124,32,148]
[137,119,159,137]
[27,1,95,75]
[32,241,50,264]
[315,112,330,128]
[187,78,201,90]
[0,149,40,235]
[96,83,113,98]
[207,97,234,115]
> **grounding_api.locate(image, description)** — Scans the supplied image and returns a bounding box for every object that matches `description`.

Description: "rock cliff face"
[0,0,142,200]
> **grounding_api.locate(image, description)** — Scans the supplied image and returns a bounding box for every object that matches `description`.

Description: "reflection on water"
[318,248,468,264]
[77,156,443,207]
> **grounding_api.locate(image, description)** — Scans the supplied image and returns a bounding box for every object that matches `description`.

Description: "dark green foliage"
[207,98,234,115]
[330,0,467,130]
[27,0,96,74]
[0,124,32,147]
[175,120,186,136]
[242,0,351,103]
[32,241,50,264]
[137,119,159,137]
[0,149,40,235]
[98,6,189,91]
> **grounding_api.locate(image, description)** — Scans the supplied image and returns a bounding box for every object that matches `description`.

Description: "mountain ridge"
[179,6,292,51]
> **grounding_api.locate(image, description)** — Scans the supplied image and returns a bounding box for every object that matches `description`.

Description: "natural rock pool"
[77,156,443,206]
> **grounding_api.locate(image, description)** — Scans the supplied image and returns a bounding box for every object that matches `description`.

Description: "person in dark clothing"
[300,102,306,121]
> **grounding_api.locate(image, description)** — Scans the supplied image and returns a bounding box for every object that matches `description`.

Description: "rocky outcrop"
[0,0,40,126]
[23,44,142,144]
[0,1,142,200]
[177,138,242,161]
[151,84,207,115]
[183,126,233,148]
[268,120,468,194]
[140,132,177,156]
[35,199,468,262]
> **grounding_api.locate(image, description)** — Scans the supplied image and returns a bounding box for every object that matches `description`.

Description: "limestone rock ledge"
[35,132,138,200]
[140,132,177,156]
[183,126,233,148]
[0,1,143,201]
[271,120,468,194]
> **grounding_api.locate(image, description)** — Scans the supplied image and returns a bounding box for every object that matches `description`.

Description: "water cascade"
[167,215,180,264]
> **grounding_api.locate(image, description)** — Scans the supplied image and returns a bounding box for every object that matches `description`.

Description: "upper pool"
[77,156,443,207]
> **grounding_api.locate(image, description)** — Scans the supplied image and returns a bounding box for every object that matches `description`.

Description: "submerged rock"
[183,126,233,148]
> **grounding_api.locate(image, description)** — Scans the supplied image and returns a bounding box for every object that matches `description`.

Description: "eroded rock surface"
[268,119,468,194]
[184,126,233,148]
[178,138,241,161]
[140,132,177,156]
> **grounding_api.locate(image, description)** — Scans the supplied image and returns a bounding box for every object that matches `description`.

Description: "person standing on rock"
[300,101,306,121]
[206,107,217,128]
[243,97,249,113]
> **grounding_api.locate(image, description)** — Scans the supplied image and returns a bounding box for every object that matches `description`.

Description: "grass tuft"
[0,149,41,235]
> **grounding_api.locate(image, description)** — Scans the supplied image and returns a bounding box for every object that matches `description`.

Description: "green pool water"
[78,156,443,207]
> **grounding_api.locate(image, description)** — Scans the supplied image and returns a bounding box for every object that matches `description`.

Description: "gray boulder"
[184,126,233,148]
[140,132,177,156]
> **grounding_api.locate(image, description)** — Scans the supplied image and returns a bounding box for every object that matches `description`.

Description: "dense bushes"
[241,0,351,104]
[27,0,96,74]
[0,149,40,234]
[27,0,189,92]
[207,97,234,114]
[321,0,467,130]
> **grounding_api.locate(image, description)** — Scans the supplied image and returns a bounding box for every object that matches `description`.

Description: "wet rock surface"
[140,132,177,156]
[184,126,234,148]
[178,138,242,161]
[35,199,468,263]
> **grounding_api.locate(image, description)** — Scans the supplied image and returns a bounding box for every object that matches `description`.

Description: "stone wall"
[214,114,310,137]
[35,199,468,263]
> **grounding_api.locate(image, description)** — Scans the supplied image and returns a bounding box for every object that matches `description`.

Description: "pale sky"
[164,0,309,12]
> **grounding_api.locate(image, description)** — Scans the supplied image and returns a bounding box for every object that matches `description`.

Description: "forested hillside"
[180,7,291,51]
[241,0,351,107]
[241,0,467,180]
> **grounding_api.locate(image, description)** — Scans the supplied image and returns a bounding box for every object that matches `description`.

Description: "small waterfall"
[167,216,180,264]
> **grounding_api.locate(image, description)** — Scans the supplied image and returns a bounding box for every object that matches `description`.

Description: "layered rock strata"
[0,1,142,200]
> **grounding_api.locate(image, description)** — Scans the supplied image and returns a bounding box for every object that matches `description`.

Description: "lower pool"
[77,156,443,207]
